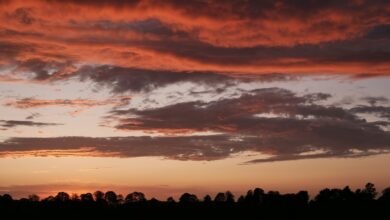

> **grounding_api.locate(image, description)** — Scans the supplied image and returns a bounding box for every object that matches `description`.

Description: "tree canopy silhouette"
[0,183,389,219]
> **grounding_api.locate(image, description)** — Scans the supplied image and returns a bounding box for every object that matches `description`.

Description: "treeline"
[0,183,389,219]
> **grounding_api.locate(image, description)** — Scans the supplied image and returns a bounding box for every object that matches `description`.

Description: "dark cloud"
[25,113,41,120]
[72,66,300,93]
[140,36,390,67]
[365,24,390,40]
[245,150,385,164]
[0,119,389,162]
[10,7,35,25]
[0,120,62,128]
[0,41,31,61]
[45,0,141,8]
[102,87,390,162]
[350,106,390,120]
[91,19,179,37]
[1,55,299,92]
[14,59,74,81]
[76,65,234,93]
[52,0,389,25]
[361,96,389,106]
[112,88,345,133]
[0,88,389,163]
[0,135,255,161]
[351,73,389,79]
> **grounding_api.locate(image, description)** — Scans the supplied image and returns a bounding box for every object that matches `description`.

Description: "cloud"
[0,135,255,160]
[0,120,62,128]
[245,150,387,164]
[75,65,299,93]
[2,59,298,93]
[107,87,390,162]
[361,96,389,106]
[13,58,74,81]
[0,1,390,164]
[76,65,234,93]
[0,125,389,163]
[365,24,390,39]
[351,105,390,120]
[111,88,352,133]
[5,97,131,109]
[33,0,390,47]
[25,113,41,120]
[0,0,389,80]
[1,88,389,163]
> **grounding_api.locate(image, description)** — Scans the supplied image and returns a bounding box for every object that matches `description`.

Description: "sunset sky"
[1,0,390,199]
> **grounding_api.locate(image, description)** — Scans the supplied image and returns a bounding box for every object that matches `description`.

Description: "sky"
[0,0,390,199]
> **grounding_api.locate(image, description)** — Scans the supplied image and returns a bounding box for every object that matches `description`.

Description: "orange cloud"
[0,0,389,77]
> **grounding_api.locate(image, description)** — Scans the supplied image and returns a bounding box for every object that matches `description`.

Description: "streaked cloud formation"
[1,87,389,162]
[0,131,388,163]
[0,120,62,129]
[5,97,131,108]
[0,0,389,164]
[1,0,390,79]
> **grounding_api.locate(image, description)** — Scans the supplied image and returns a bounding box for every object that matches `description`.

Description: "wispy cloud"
[5,97,131,109]
[0,120,62,128]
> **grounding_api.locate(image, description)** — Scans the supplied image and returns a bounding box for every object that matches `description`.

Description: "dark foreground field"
[1,183,389,219]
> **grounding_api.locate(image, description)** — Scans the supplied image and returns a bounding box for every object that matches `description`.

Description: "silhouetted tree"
[296,191,309,207]
[149,198,159,204]
[226,191,235,203]
[2,183,390,219]
[125,192,146,203]
[93,190,105,202]
[341,186,354,201]
[166,197,176,203]
[43,196,55,202]
[28,194,40,202]
[1,194,13,203]
[253,188,264,205]
[71,193,80,201]
[237,195,245,203]
[117,194,124,204]
[203,195,212,203]
[55,192,70,202]
[379,187,390,203]
[266,191,280,206]
[104,191,118,205]
[361,182,377,200]
[244,190,253,203]
[214,192,226,202]
[179,193,198,203]
[80,193,94,202]
[315,188,344,203]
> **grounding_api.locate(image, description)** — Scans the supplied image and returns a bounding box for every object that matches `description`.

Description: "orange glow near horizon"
[1,154,390,199]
